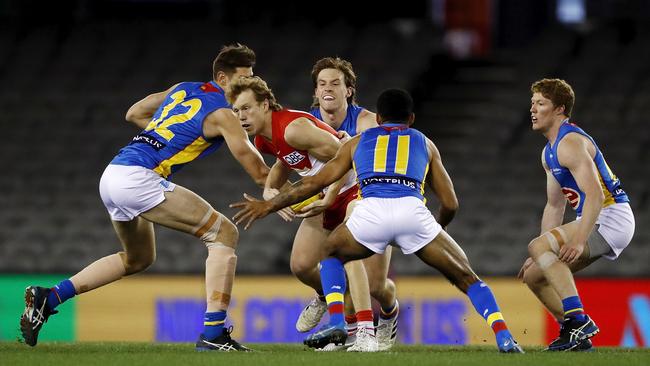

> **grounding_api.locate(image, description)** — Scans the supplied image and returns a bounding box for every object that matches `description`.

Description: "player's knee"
[216,217,239,249]
[199,212,238,250]
[121,250,155,275]
[290,255,317,278]
[527,236,546,258]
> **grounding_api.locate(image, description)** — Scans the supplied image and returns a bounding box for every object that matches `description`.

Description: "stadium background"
[0,0,648,347]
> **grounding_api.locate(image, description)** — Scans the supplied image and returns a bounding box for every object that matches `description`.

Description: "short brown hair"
[531,78,575,117]
[227,76,283,111]
[212,44,256,79]
[311,57,357,108]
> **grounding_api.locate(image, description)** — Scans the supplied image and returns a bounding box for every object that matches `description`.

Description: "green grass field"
[1,342,649,366]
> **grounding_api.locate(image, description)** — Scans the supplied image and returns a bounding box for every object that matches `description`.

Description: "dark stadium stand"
[0,17,647,276]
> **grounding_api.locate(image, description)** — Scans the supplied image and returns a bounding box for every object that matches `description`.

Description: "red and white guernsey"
[254,109,356,193]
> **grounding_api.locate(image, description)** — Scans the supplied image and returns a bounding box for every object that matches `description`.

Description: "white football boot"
[376,300,399,351]
[296,295,328,332]
[347,326,378,352]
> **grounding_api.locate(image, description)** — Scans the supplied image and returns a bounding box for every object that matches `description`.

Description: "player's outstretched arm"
[264,159,291,193]
[263,159,295,222]
[125,84,178,129]
[208,108,269,187]
[230,138,357,229]
[425,138,459,229]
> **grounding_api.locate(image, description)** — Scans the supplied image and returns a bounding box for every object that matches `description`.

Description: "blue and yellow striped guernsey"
[111,81,228,179]
[544,121,629,216]
[353,123,430,200]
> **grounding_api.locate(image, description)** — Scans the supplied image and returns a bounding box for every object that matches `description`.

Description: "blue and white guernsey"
[543,121,629,216]
[310,104,365,137]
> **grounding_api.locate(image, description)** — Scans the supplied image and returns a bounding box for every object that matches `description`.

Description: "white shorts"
[99,164,176,221]
[345,196,442,254]
[592,202,635,260]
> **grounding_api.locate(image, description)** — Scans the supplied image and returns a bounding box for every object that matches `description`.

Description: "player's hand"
[559,240,584,264]
[263,187,279,201]
[337,131,351,142]
[263,187,294,222]
[294,198,330,218]
[517,257,534,280]
[230,193,274,230]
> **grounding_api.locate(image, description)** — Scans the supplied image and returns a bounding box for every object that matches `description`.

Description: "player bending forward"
[231,88,524,353]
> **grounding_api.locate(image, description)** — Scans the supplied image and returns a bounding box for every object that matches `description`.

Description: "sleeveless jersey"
[544,121,629,216]
[353,124,430,200]
[254,109,356,190]
[310,104,364,137]
[111,81,227,179]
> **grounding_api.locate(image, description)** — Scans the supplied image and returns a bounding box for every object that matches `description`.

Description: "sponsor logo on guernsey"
[361,177,418,189]
[131,133,166,151]
[561,187,581,209]
[282,151,306,166]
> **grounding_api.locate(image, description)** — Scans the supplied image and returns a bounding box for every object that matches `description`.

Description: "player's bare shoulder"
[202,107,240,139]
[424,136,439,161]
[556,132,596,166]
[284,117,313,138]
[356,109,378,133]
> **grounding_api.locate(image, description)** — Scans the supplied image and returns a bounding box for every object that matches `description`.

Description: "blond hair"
[227,76,283,111]
[531,78,575,117]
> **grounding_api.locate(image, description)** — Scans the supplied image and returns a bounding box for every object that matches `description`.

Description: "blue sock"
[203,311,227,340]
[467,281,512,343]
[562,296,587,321]
[47,279,76,311]
[319,257,346,326]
